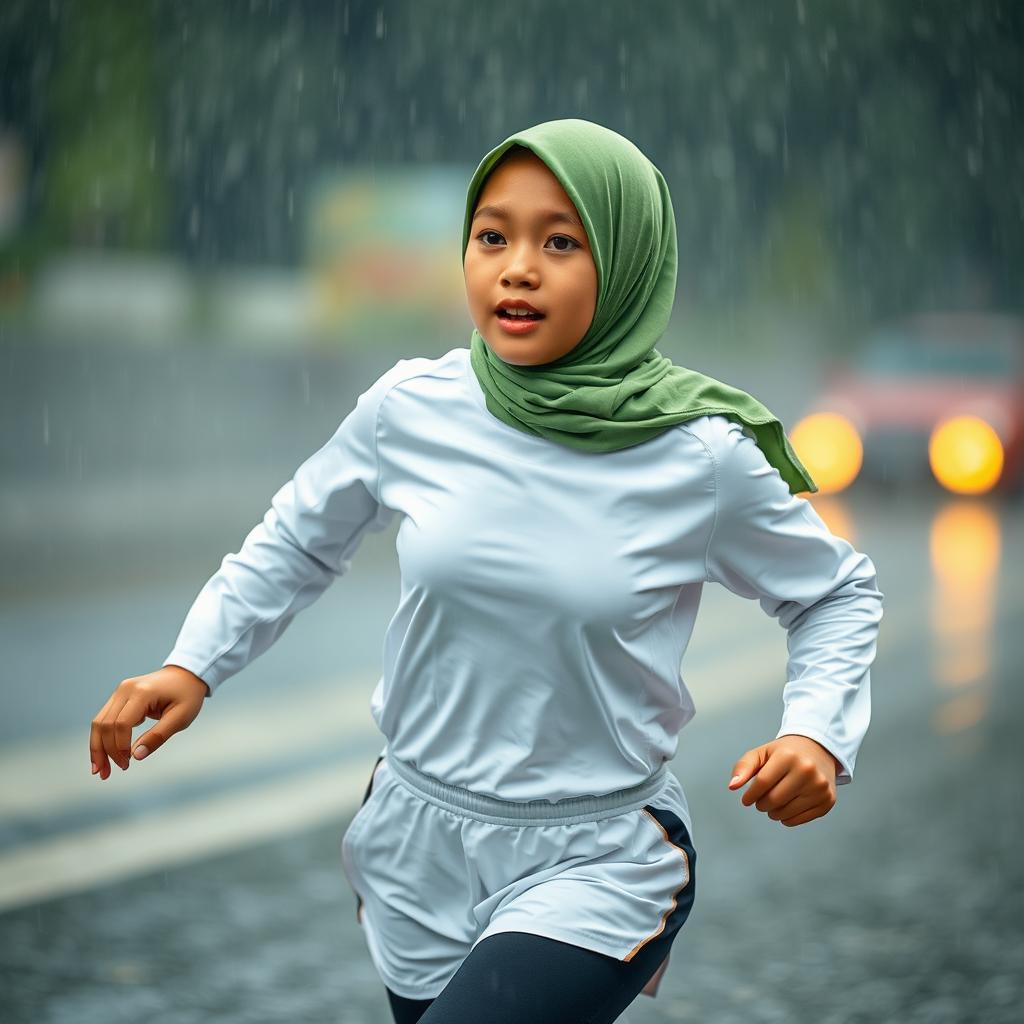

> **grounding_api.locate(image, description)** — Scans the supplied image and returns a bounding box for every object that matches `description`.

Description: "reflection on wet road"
[928,500,1001,735]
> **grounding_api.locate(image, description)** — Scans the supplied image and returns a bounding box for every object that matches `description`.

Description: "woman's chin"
[480,335,537,365]
[480,333,577,368]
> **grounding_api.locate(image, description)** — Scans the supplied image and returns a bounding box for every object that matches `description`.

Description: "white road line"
[0,759,373,912]
[0,673,380,820]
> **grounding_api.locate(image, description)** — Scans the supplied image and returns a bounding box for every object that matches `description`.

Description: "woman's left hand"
[727,734,842,827]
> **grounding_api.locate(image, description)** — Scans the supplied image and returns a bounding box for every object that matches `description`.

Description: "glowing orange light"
[790,413,863,495]
[928,416,1003,495]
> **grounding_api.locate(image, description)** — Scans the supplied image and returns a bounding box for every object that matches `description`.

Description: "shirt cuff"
[774,725,854,786]
[162,652,218,697]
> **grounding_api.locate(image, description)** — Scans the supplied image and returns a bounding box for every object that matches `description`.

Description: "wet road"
[1,489,1022,1023]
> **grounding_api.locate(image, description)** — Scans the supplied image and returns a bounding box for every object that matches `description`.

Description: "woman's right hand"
[89,665,209,780]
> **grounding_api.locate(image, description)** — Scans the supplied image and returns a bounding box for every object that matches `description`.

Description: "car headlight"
[928,415,1004,495]
[789,412,863,495]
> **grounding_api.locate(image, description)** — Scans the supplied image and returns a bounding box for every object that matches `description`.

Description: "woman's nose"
[500,245,540,287]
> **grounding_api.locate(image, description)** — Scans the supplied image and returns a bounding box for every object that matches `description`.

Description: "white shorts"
[340,750,697,1001]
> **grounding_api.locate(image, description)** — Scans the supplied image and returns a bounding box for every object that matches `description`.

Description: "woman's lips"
[495,312,545,335]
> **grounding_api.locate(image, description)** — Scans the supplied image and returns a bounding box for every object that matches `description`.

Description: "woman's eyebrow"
[472,204,583,229]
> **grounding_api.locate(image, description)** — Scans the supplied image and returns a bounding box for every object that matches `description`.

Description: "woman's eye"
[547,235,579,252]
[478,230,504,246]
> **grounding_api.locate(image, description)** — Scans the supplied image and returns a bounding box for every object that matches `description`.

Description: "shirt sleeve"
[161,365,400,696]
[702,416,884,785]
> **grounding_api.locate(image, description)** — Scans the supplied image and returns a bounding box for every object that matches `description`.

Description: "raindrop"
[574,77,589,110]
[752,121,776,156]
[223,140,248,183]
[375,9,386,40]
[42,403,49,446]
[709,143,734,181]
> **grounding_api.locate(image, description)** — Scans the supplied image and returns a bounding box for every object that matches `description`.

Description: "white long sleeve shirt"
[163,346,883,801]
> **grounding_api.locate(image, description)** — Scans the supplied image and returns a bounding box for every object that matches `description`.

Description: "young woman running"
[89,118,884,1023]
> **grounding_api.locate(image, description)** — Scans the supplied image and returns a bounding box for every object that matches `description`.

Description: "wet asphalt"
[2,494,1022,1023]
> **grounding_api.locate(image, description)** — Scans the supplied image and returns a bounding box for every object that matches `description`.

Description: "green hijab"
[461,118,817,496]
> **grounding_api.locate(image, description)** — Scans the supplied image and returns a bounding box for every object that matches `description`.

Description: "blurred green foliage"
[44,0,167,250]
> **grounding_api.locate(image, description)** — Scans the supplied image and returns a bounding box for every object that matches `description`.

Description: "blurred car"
[789,313,1024,496]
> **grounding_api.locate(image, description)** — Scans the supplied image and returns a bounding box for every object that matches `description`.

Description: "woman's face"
[464,150,598,367]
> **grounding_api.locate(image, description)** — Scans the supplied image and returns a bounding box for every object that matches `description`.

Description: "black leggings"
[384,929,677,1024]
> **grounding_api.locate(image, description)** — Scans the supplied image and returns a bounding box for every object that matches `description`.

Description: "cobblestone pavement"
[3,500,1022,1023]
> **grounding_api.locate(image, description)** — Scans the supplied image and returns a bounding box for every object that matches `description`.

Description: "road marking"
[0,673,380,820]
[0,759,373,912]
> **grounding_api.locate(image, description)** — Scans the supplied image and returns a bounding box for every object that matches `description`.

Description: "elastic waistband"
[384,752,669,826]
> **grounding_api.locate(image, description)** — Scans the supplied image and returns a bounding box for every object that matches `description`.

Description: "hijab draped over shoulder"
[461,117,817,496]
